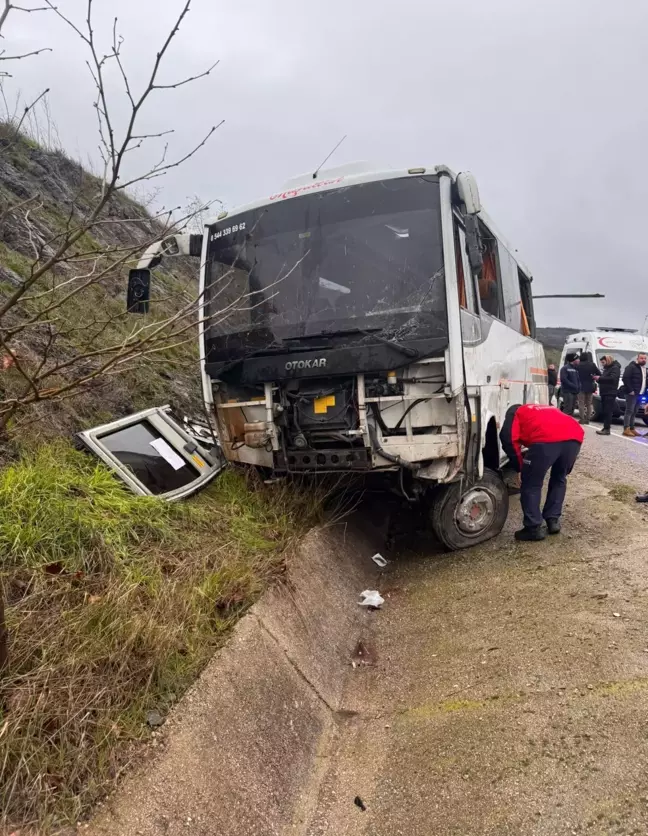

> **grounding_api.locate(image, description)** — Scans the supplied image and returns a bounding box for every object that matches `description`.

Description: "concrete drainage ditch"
[85,520,382,836]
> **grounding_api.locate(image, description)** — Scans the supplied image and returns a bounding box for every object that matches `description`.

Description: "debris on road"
[351,640,377,668]
[354,796,367,812]
[358,589,385,608]
[371,553,388,568]
[613,612,621,618]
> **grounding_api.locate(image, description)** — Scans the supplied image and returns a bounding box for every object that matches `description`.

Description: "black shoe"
[515,526,546,542]
[596,428,610,435]
[546,518,561,535]
[636,493,648,503]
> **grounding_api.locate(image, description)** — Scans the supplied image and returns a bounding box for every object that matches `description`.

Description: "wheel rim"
[455,487,497,535]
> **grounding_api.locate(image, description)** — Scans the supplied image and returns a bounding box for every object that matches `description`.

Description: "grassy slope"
[0,445,321,832]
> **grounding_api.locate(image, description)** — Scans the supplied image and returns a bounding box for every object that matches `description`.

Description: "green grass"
[608,483,637,503]
[0,240,33,279]
[0,444,322,833]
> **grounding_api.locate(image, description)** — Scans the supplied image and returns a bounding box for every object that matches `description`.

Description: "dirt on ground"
[300,447,648,836]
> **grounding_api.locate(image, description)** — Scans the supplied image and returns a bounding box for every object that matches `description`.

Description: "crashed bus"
[122,162,547,549]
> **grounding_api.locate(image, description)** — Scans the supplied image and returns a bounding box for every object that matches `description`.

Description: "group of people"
[547,351,648,437]
[496,349,648,543]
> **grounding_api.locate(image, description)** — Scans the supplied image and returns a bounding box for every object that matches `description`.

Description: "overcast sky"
[6,0,648,330]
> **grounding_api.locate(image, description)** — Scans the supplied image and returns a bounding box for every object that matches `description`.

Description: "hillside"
[536,326,580,366]
[0,128,204,451]
[536,326,579,350]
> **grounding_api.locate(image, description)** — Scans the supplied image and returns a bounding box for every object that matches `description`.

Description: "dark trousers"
[548,385,555,405]
[562,391,577,416]
[520,440,582,529]
[601,394,616,430]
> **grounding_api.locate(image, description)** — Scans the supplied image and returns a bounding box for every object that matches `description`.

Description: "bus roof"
[206,163,534,280]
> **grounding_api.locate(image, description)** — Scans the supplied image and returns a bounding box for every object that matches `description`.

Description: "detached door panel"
[77,406,224,500]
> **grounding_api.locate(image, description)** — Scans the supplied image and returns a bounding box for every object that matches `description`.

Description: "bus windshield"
[204,176,447,361]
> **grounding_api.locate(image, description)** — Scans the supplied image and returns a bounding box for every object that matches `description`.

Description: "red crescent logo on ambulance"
[598,336,620,348]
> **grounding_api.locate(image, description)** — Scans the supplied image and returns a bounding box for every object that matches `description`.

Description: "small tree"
[0,0,223,438]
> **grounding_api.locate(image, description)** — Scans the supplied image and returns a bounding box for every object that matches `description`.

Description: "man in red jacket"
[500,403,584,541]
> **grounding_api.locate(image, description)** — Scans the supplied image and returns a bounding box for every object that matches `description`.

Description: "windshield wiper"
[320,327,419,359]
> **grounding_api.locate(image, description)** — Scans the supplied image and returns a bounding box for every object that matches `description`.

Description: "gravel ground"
[579,419,648,494]
[301,446,648,836]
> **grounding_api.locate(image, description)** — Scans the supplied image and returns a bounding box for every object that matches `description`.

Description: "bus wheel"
[429,468,509,551]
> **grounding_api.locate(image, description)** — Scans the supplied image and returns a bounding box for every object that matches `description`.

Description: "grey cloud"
[5,0,648,328]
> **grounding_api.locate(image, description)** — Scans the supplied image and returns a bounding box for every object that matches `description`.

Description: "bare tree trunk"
[0,581,7,676]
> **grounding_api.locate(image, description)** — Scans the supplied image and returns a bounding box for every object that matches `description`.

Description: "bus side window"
[477,224,504,321]
[518,268,535,338]
[453,219,478,315]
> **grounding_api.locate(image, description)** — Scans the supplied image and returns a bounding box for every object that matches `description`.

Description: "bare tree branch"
[0,0,223,437]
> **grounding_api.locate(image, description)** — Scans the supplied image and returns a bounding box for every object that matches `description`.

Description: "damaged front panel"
[77,406,224,500]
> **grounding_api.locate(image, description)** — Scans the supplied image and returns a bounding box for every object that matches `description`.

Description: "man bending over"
[500,403,584,542]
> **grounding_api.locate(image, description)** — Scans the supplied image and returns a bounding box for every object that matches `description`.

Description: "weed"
[608,483,636,503]
[0,241,33,280]
[0,445,322,833]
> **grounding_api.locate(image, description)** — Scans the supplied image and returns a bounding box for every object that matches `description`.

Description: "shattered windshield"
[204,176,446,360]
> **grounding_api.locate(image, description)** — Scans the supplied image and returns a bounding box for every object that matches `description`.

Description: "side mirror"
[456,171,482,215]
[464,215,483,276]
[127,268,151,314]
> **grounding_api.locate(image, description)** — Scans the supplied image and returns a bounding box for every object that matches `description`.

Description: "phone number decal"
[210,221,246,242]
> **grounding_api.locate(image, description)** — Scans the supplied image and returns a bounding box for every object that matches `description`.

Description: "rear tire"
[429,468,509,551]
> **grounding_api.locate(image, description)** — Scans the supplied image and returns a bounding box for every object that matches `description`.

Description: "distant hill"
[536,327,580,367]
[536,327,580,350]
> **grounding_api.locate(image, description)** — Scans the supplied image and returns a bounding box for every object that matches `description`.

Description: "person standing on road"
[559,353,581,416]
[595,355,621,436]
[547,364,558,405]
[622,352,647,437]
[500,403,584,542]
[576,351,601,425]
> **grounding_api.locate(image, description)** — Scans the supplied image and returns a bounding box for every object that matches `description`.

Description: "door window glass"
[453,221,478,315]
[100,421,200,495]
[478,224,504,320]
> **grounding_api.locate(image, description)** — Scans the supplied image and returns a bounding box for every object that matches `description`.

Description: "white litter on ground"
[358,589,385,608]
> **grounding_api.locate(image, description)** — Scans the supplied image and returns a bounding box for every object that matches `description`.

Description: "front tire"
[429,468,509,551]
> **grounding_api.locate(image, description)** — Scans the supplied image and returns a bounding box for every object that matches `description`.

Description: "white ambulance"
[558,328,648,423]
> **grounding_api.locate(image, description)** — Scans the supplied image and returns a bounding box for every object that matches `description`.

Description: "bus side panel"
[464,319,547,467]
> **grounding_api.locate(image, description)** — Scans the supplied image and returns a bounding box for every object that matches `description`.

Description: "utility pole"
[532,293,605,299]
